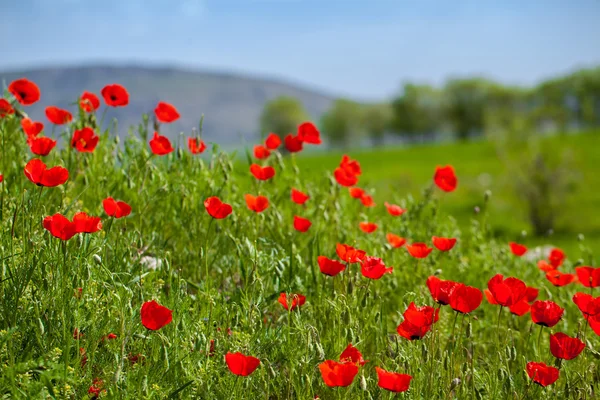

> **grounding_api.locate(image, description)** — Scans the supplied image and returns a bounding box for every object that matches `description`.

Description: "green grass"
[298,132,600,256]
[0,108,598,399]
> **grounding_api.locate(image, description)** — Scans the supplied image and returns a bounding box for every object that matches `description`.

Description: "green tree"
[389,84,443,141]
[320,99,363,148]
[362,103,392,146]
[443,78,491,140]
[259,96,309,137]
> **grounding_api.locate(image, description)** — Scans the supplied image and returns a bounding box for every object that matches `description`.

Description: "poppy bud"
[484,190,492,202]
[575,259,584,267]
[93,254,102,265]
[465,322,472,338]
[77,233,84,246]
[360,375,367,391]
[422,346,428,361]
[450,378,461,390]
[434,269,442,276]
[511,346,517,361]
[316,343,325,360]
[578,234,585,241]
[474,206,480,214]
[38,318,45,336]
[520,230,527,238]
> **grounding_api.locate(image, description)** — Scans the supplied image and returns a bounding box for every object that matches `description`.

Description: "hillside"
[0,65,335,145]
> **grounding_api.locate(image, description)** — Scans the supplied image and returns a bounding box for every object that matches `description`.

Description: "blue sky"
[1,0,599,99]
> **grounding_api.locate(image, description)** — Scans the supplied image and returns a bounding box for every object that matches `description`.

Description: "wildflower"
[79,91,100,112]
[384,202,406,216]
[449,284,483,314]
[530,300,564,327]
[188,137,207,154]
[284,134,303,153]
[359,222,378,234]
[103,197,132,218]
[225,352,260,376]
[21,118,44,137]
[43,214,77,240]
[265,133,281,150]
[101,84,129,107]
[245,194,269,213]
[375,367,412,393]
[204,197,232,219]
[297,121,321,144]
[317,256,346,276]
[526,362,559,387]
[293,216,311,232]
[45,106,72,125]
[432,236,457,252]
[278,293,306,311]
[250,164,275,180]
[486,274,527,307]
[254,145,270,160]
[386,233,406,248]
[339,343,366,366]
[426,276,459,306]
[509,242,527,256]
[433,165,457,192]
[24,159,68,187]
[73,212,102,234]
[71,127,99,153]
[360,256,392,280]
[140,300,172,331]
[8,78,40,105]
[406,243,433,259]
[28,136,56,156]
[575,266,600,288]
[154,101,180,123]
[336,244,366,263]
[149,132,174,155]
[291,188,309,205]
[318,360,358,387]
[549,333,585,360]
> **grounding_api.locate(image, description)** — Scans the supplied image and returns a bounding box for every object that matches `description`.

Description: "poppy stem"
[496,306,503,345]
[536,325,543,357]
[204,218,214,289]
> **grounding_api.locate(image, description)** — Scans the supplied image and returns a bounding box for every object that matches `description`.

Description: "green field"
[1,92,599,398]
[298,131,600,257]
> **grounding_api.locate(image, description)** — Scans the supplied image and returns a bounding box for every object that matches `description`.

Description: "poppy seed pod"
[93,254,102,265]
[360,375,367,391]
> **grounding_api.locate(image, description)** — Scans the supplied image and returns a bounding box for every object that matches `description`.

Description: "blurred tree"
[389,84,442,141]
[443,78,492,140]
[320,99,363,147]
[362,103,392,146]
[259,96,309,137]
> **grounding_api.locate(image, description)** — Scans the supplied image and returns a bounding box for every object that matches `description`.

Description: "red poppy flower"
[509,242,527,256]
[386,233,406,248]
[317,256,346,276]
[0,99,14,118]
[318,360,358,387]
[403,302,440,327]
[432,236,457,252]
[80,91,100,113]
[526,362,559,387]
[525,287,539,303]
[509,299,531,316]
[154,101,180,123]
[140,300,172,330]
[265,133,281,150]
[427,276,459,306]
[204,197,232,219]
[278,293,306,311]
[334,167,358,187]
[254,145,271,160]
[549,332,585,360]
[0,175,3,183]
[359,222,378,234]
[73,212,102,234]
[375,367,412,393]
[21,118,44,137]
[575,266,600,288]
[339,343,366,366]
[101,84,129,107]
[245,194,269,213]
[572,293,600,317]
[548,248,565,268]
[397,320,432,340]
[360,256,393,279]
[293,216,311,232]
[349,187,365,199]
[589,316,600,336]
[103,333,117,341]
[433,165,457,192]
[336,244,366,263]
[291,188,309,205]
[538,260,556,272]
[487,274,527,307]
[45,106,73,125]
[188,137,207,154]
[284,134,303,152]
[297,121,321,144]
[384,202,406,216]
[71,127,99,153]
[359,194,374,207]
[250,164,275,180]
[24,159,69,187]
[149,132,174,155]
[225,352,260,376]
[8,78,40,106]
[406,243,433,259]
[449,284,482,314]
[530,300,564,327]
[545,271,576,287]
[28,136,56,156]
[340,155,361,176]
[43,213,77,240]
[103,197,132,218]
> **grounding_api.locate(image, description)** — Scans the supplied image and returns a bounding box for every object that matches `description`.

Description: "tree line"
[260,66,600,147]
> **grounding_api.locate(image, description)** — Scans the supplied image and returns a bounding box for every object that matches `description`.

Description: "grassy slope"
[297,132,600,257]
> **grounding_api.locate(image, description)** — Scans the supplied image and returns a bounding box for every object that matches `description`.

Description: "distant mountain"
[0,65,335,146]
